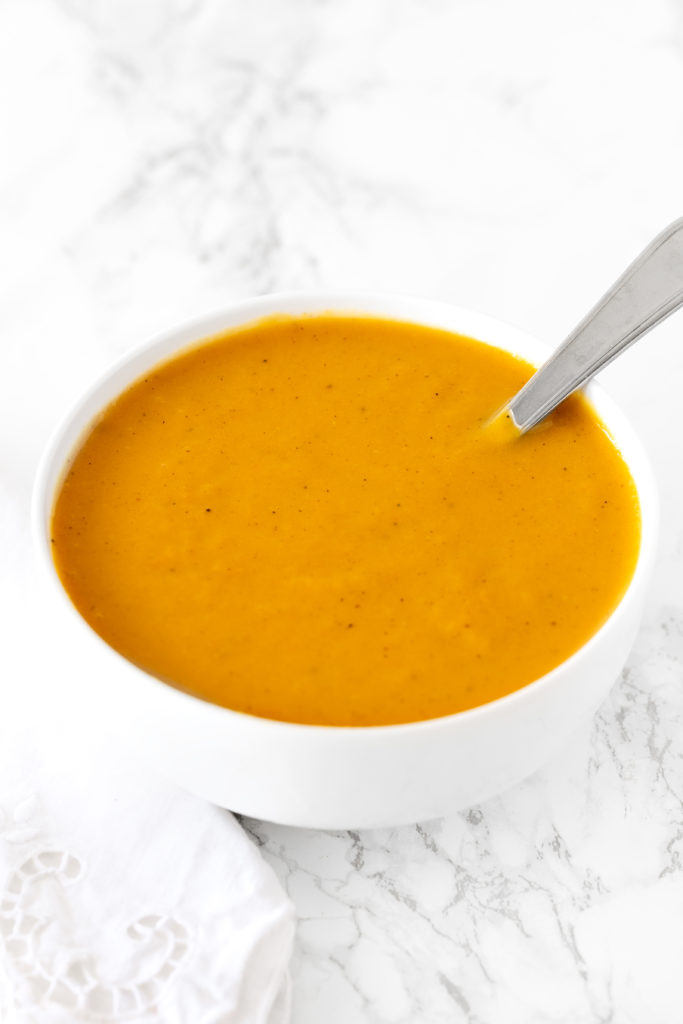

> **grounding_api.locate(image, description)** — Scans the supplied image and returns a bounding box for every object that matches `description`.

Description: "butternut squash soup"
[51,315,640,726]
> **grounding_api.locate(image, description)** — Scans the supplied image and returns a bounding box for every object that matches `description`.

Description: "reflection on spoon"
[503,217,683,434]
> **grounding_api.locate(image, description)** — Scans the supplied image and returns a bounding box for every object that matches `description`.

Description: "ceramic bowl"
[32,293,658,829]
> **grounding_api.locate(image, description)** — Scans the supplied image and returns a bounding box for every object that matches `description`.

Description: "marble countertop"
[3,0,683,1020]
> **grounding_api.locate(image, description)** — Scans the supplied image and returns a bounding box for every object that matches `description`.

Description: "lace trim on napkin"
[0,793,190,1020]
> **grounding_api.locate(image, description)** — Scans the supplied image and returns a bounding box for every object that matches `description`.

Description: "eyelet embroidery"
[0,794,40,845]
[0,796,191,1019]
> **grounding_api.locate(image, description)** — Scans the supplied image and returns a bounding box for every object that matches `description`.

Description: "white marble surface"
[3,0,683,1020]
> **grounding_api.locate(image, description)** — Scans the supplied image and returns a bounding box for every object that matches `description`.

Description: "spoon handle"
[508,217,683,432]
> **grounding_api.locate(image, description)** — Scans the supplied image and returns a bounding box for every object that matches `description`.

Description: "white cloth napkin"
[0,476,295,1024]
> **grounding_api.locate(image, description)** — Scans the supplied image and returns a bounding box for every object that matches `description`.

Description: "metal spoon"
[506,217,683,433]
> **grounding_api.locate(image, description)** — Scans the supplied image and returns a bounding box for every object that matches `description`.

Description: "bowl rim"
[31,290,659,737]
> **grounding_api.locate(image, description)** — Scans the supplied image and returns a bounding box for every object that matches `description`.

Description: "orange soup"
[51,315,641,726]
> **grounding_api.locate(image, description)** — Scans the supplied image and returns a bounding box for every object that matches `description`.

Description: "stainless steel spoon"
[506,217,683,433]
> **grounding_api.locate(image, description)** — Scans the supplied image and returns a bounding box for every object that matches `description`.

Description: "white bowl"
[32,293,658,829]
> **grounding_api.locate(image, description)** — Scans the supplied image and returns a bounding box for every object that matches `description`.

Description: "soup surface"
[51,314,640,726]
